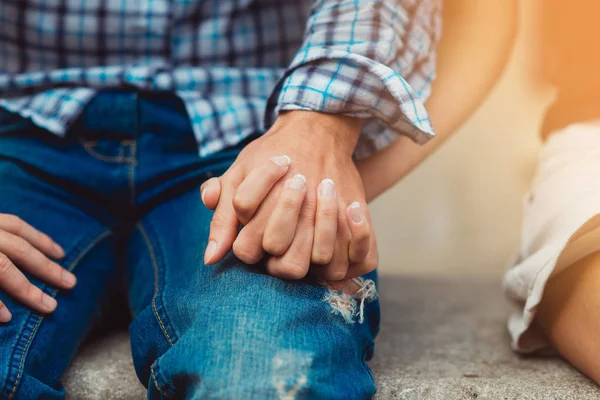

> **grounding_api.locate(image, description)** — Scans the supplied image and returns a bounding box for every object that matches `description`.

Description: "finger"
[346,202,371,263]
[311,179,338,265]
[233,155,291,224]
[0,300,12,323]
[0,229,76,289]
[232,183,284,264]
[205,183,240,265]
[262,174,307,256]
[346,225,378,279]
[266,192,316,280]
[200,178,222,210]
[0,214,64,259]
[0,253,57,314]
[311,207,352,281]
[232,221,266,265]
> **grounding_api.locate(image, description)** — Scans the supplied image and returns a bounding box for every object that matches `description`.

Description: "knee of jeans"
[139,264,379,398]
[147,304,377,399]
[150,341,376,400]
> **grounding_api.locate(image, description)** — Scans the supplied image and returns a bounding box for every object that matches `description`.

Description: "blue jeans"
[0,91,380,399]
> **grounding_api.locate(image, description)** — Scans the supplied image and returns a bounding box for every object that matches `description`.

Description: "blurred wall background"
[372,0,554,278]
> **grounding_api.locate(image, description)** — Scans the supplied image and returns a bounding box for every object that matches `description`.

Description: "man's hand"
[202,111,377,280]
[0,214,76,322]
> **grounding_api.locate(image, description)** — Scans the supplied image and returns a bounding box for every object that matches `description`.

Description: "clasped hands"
[200,111,377,281]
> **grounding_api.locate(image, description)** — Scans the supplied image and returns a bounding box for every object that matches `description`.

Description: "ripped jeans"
[0,91,380,399]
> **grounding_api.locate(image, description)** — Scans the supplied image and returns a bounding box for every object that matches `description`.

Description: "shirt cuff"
[265,48,435,160]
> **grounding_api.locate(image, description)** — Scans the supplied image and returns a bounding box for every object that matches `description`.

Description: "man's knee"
[148,329,376,399]
[143,281,378,398]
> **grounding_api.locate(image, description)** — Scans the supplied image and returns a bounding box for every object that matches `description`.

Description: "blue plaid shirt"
[0,0,440,159]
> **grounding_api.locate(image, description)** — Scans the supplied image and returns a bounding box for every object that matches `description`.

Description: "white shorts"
[504,121,600,354]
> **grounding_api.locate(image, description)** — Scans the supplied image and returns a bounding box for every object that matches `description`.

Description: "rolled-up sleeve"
[266,0,442,159]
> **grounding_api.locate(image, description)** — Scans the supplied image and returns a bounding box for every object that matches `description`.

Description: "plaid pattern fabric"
[0,0,441,158]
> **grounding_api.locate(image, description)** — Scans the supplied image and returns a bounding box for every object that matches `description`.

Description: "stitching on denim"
[150,363,169,396]
[64,231,113,274]
[7,316,43,400]
[80,140,135,164]
[137,224,175,346]
[7,230,112,400]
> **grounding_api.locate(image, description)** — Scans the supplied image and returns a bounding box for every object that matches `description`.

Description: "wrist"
[270,111,362,157]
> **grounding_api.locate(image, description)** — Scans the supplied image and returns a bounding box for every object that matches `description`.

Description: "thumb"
[205,182,239,265]
[200,177,222,210]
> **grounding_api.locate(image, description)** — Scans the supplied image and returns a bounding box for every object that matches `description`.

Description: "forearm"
[358,0,518,202]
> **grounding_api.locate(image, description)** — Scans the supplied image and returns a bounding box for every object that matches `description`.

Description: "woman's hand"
[0,214,76,322]
[200,111,377,281]
[201,158,374,280]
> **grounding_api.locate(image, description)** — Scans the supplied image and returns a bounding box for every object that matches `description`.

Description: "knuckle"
[44,257,56,273]
[232,241,263,264]
[280,196,300,212]
[26,283,42,303]
[366,253,378,271]
[364,263,376,273]
[352,227,371,244]
[270,260,308,280]
[232,193,253,217]
[11,237,31,258]
[0,254,12,276]
[262,236,289,256]
[311,249,333,265]
[2,214,23,232]
[355,256,378,275]
[320,206,338,219]
[322,267,347,281]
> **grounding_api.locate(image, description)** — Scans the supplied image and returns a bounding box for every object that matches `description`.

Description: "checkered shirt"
[0,0,441,158]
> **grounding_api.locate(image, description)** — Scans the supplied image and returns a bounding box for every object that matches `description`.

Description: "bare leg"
[537,248,600,384]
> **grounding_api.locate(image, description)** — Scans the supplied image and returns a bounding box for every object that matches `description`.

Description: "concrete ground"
[63,276,599,400]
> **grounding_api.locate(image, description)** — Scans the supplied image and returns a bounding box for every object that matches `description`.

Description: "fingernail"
[287,174,306,190]
[61,269,77,287]
[42,294,57,312]
[201,187,208,205]
[319,179,335,198]
[271,155,291,167]
[205,240,218,264]
[53,243,65,258]
[350,202,363,223]
[0,303,11,322]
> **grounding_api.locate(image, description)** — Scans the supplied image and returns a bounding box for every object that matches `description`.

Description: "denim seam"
[5,315,42,400]
[4,229,112,399]
[80,140,135,164]
[137,223,177,347]
[150,362,170,396]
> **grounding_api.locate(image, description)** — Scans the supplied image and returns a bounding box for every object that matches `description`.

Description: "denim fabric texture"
[0,91,380,399]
